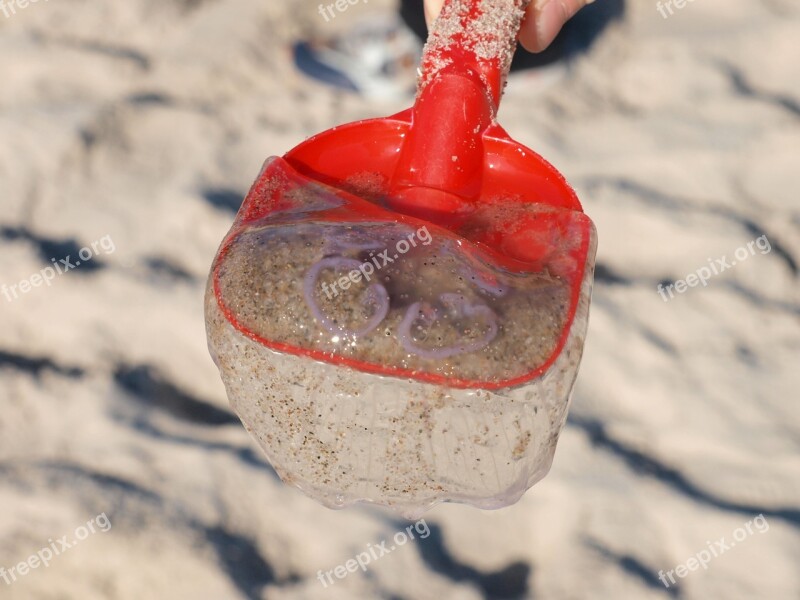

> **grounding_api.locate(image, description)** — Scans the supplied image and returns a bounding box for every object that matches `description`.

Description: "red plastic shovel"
[206,0,596,516]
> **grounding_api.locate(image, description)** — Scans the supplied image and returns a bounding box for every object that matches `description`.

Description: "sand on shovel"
[418,0,530,100]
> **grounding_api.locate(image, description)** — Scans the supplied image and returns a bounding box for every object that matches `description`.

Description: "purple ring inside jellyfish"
[397,293,499,359]
[303,256,390,337]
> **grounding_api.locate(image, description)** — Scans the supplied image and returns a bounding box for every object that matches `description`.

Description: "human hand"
[423,0,594,53]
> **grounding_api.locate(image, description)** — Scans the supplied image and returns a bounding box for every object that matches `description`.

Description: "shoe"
[292,14,423,101]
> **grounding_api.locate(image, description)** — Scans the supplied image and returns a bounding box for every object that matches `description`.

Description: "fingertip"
[424,0,445,29]
[519,0,590,53]
[517,10,548,53]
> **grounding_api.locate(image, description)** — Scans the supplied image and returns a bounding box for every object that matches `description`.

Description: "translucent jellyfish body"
[206,157,596,517]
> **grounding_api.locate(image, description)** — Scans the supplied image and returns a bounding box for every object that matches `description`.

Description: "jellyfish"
[206,157,596,517]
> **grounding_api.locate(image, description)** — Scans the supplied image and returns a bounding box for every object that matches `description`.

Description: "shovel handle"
[418,0,531,110]
[389,0,530,218]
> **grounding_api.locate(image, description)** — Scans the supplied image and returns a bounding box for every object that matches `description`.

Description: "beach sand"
[0,0,798,598]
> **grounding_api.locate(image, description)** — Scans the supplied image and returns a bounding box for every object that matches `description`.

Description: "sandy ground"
[0,0,798,598]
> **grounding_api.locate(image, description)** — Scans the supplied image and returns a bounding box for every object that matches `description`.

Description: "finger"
[424,0,445,28]
[518,0,593,53]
